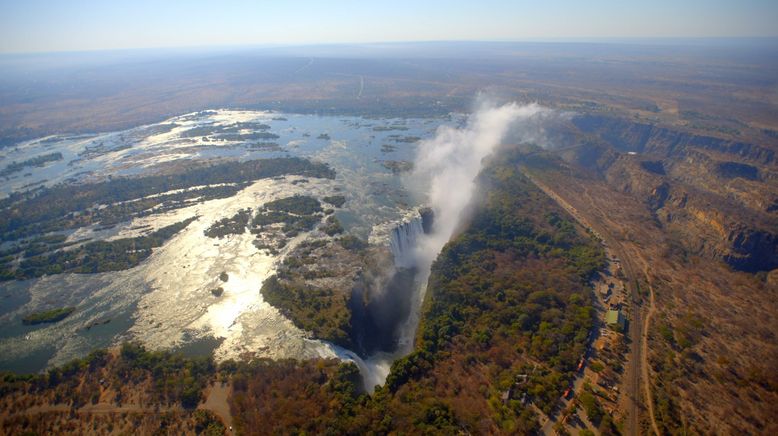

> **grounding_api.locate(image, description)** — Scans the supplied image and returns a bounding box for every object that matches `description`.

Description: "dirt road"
[641,269,660,436]
[202,382,234,434]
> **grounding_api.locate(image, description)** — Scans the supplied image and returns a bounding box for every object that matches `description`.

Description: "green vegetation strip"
[322,195,346,208]
[0,152,63,178]
[1,217,197,280]
[252,195,324,237]
[22,307,76,325]
[0,157,334,242]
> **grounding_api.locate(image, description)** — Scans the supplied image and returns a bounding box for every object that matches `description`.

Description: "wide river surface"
[0,109,463,373]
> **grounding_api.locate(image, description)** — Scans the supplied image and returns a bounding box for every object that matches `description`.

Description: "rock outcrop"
[557,114,778,272]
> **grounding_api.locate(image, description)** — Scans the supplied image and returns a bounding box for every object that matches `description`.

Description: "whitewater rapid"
[0,109,448,374]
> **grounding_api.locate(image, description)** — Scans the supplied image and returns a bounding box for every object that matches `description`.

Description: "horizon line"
[3,36,778,56]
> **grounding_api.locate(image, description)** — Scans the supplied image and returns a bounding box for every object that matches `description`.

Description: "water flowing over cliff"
[389,214,426,268]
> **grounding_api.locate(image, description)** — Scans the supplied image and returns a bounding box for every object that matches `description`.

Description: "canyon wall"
[560,114,778,271]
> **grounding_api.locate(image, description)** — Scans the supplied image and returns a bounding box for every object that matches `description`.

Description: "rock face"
[353,209,432,355]
[716,162,759,180]
[571,114,777,165]
[725,227,778,272]
[419,207,435,234]
[559,114,778,272]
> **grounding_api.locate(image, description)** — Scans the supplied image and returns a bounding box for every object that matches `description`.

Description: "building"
[606,309,626,331]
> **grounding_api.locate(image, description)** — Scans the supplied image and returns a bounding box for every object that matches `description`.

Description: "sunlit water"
[0,109,462,374]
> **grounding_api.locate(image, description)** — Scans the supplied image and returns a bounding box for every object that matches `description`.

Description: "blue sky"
[1,0,777,53]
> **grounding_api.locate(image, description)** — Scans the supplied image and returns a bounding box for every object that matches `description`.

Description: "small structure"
[501,390,511,404]
[606,309,626,331]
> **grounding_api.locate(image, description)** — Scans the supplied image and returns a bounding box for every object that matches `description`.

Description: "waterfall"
[328,344,392,393]
[341,208,433,391]
[389,215,425,268]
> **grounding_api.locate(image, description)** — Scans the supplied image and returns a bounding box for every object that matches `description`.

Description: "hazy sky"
[1,0,777,53]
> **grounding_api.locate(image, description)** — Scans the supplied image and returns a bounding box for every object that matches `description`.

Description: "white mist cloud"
[412,100,550,267]
[355,100,551,392]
